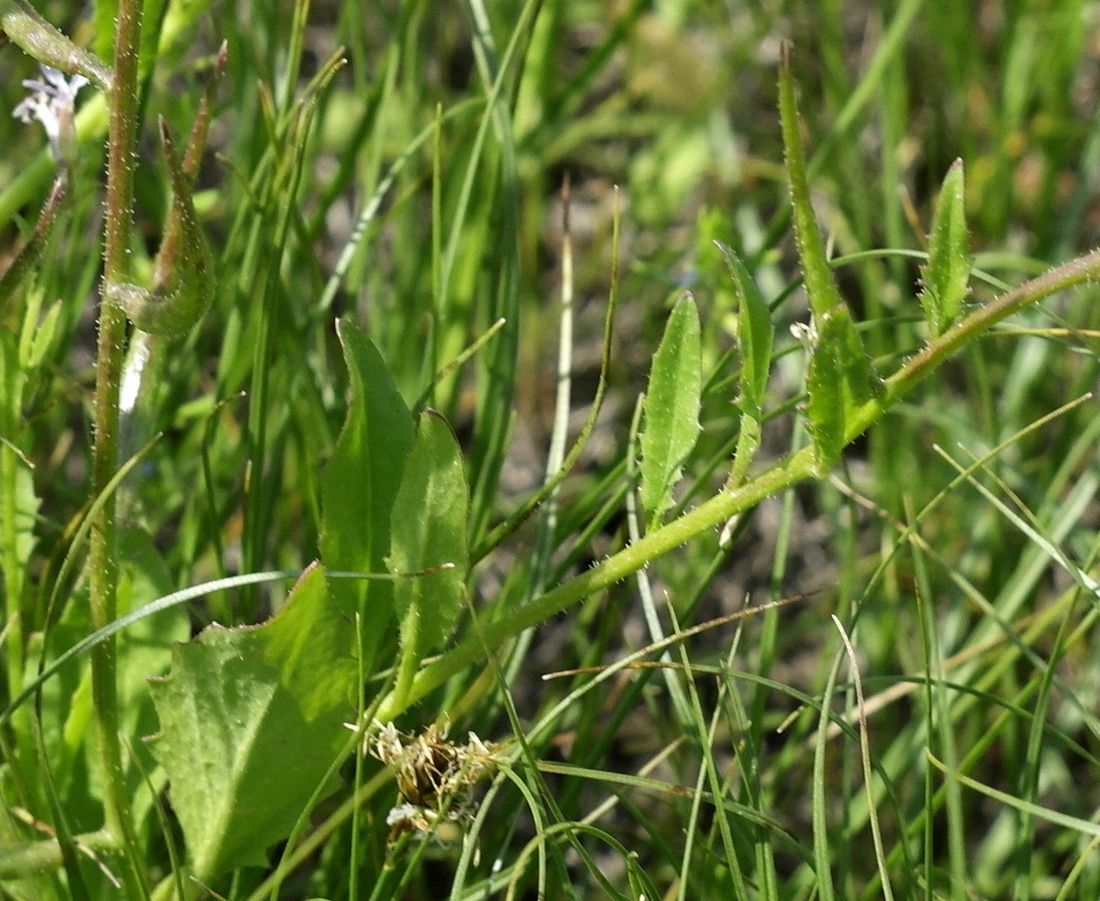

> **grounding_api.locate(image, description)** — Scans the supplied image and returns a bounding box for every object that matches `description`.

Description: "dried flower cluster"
[367,720,505,844]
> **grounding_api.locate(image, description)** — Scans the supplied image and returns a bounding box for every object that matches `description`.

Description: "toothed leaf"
[716,242,773,417]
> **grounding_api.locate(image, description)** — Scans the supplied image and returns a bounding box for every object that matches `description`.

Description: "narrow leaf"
[639,293,702,524]
[716,244,773,486]
[148,563,357,880]
[716,242,773,415]
[806,306,879,473]
[388,411,468,665]
[0,176,66,315]
[778,45,844,319]
[320,320,415,674]
[778,48,881,473]
[918,159,970,335]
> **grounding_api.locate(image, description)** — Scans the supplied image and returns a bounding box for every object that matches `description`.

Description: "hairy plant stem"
[0,0,111,89]
[89,0,147,891]
[374,246,1100,723]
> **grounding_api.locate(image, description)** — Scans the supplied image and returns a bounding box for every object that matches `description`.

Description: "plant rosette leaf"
[387,410,469,704]
[640,292,702,525]
[148,562,357,879]
[918,159,970,336]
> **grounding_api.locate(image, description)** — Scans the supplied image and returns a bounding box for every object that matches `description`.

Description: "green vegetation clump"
[2,2,1100,898]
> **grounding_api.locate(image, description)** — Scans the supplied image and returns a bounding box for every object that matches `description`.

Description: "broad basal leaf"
[148,563,357,879]
[806,306,879,474]
[640,293,702,525]
[320,320,414,674]
[918,159,970,335]
[387,411,468,669]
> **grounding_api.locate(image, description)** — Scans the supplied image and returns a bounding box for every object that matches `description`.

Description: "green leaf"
[0,177,65,317]
[777,48,880,474]
[806,306,879,474]
[716,242,773,416]
[149,563,357,880]
[387,411,469,704]
[27,300,61,369]
[778,46,845,319]
[10,462,38,575]
[320,320,415,674]
[108,120,215,336]
[92,0,118,62]
[918,159,970,335]
[640,293,702,524]
[715,244,774,487]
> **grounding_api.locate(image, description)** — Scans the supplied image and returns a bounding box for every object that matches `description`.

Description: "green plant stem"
[88,0,147,891]
[373,246,1100,723]
[0,0,111,89]
[0,442,27,754]
[0,829,118,878]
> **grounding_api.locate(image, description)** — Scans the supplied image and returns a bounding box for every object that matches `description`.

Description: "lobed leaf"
[639,293,702,525]
[918,159,970,336]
